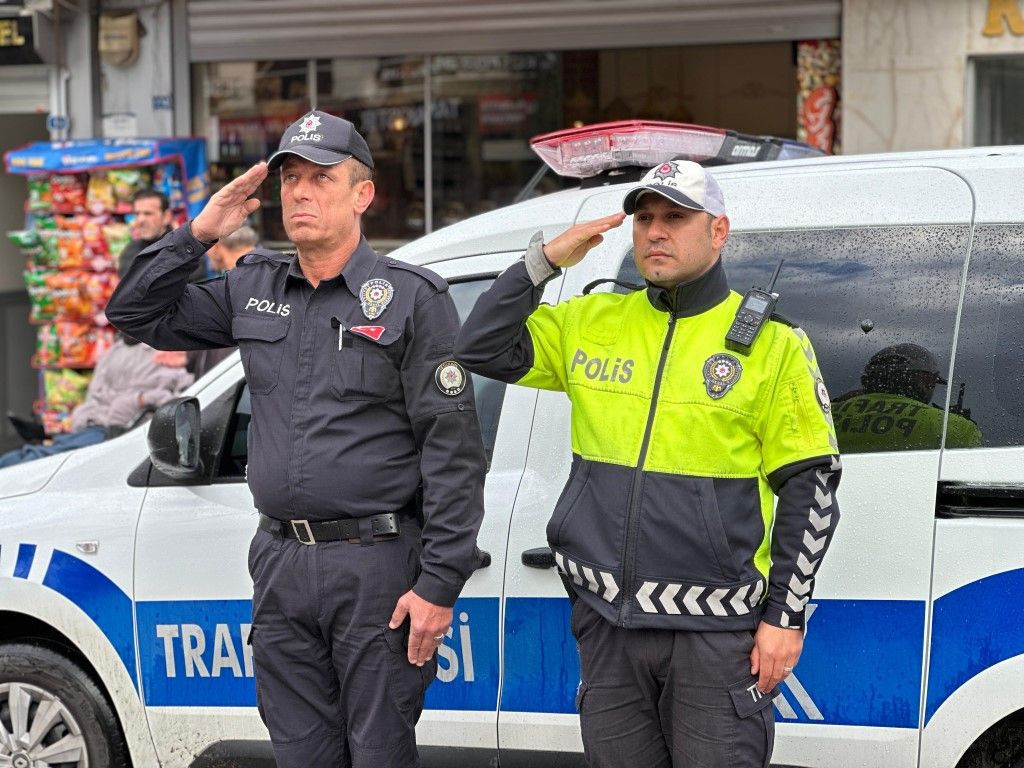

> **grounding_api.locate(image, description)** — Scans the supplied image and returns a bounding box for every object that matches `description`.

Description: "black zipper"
[617,312,678,626]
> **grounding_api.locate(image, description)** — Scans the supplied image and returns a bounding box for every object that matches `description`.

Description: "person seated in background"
[184,225,260,379]
[831,342,982,452]
[0,334,194,468]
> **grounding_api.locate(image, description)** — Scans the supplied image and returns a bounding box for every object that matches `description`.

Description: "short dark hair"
[132,189,170,212]
[347,160,373,187]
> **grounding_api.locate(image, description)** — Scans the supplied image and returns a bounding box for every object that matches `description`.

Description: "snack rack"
[3,138,209,433]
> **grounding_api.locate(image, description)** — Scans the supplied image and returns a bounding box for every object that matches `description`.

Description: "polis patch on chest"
[570,348,634,384]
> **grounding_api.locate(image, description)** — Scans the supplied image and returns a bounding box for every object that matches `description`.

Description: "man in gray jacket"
[0,335,193,467]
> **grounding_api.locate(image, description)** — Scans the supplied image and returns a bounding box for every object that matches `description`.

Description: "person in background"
[0,335,193,468]
[207,224,260,273]
[117,190,174,278]
[185,226,261,379]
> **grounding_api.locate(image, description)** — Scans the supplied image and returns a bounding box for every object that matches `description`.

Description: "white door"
[920,203,1024,767]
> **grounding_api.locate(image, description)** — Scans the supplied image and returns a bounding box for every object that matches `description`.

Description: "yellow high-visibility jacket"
[457,245,840,631]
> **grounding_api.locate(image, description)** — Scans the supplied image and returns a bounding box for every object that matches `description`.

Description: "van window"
[449,277,508,463]
[949,225,1024,448]
[618,225,971,454]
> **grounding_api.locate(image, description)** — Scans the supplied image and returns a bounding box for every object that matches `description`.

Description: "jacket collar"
[645,257,730,318]
[286,237,378,297]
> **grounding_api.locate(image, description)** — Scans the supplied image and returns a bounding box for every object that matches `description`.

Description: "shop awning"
[3,138,210,218]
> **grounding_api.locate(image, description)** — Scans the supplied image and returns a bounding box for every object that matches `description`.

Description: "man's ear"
[712,214,730,249]
[354,180,375,215]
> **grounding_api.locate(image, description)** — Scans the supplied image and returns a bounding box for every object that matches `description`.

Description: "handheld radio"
[725,259,784,355]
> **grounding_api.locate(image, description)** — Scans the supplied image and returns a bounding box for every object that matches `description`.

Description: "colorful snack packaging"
[27,175,52,211]
[86,173,116,215]
[24,270,57,323]
[102,222,131,263]
[33,323,60,368]
[56,321,96,368]
[46,271,93,320]
[50,174,88,213]
[44,368,91,411]
[109,168,150,214]
[40,409,73,435]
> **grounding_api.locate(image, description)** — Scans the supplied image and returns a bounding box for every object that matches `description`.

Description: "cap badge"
[291,112,323,144]
[703,353,742,400]
[652,162,677,181]
[359,279,394,320]
[435,360,467,396]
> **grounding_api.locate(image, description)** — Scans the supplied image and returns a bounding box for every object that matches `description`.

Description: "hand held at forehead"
[725,259,784,355]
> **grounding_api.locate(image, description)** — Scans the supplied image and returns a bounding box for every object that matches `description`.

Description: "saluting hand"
[191,162,269,242]
[390,590,453,667]
[542,213,626,269]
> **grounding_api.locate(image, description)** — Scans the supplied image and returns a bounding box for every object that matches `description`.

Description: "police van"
[1,120,1023,768]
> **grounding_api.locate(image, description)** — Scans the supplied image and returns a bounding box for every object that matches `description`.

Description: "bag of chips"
[50,174,88,213]
[109,168,150,214]
[102,222,131,263]
[27,175,52,211]
[46,272,93,320]
[33,322,60,368]
[56,321,96,368]
[86,173,116,215]
[44,368,92,411]
[24,270,57,323]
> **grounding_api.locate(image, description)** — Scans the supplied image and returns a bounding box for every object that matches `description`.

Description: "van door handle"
[936,481,1024,519]
[522,547,556,569]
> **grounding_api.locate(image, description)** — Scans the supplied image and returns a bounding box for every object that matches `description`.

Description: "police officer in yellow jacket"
[455,160,842,768]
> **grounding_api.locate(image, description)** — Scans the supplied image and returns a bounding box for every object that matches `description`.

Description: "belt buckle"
[290,519,315,545]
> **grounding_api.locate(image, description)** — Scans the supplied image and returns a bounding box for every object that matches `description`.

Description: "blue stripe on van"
[42,549,138,689]
[13,543,35,578]
[926,568,1024,722]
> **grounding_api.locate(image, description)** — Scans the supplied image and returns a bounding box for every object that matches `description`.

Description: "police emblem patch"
[815,377,832,413]
[435,360,467,396]
[703,353,742,400]
[359,279,394,320]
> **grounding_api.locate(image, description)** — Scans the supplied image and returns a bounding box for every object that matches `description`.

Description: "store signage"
[983,0,1024,35]
[46,114,68,132]
[0,16,41,65]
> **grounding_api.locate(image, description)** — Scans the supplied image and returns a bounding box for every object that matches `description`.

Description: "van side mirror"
[147,397,203,480]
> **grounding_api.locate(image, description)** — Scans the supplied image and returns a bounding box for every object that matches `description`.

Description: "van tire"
[0,642,129,768]
[958,716,1024,768]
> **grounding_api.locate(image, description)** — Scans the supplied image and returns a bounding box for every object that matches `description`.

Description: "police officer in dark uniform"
[106,111,487,768]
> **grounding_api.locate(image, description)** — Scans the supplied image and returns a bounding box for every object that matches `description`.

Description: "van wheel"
[959,716,1024,768]
[0,643,129,768]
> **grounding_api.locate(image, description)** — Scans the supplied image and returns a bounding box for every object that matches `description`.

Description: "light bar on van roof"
[529,120,824,178]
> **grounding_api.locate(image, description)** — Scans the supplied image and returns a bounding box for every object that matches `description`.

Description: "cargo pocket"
[381,624,434,718]
[727,676,776,768]
[332,327,403,401]
[232,314,290,396]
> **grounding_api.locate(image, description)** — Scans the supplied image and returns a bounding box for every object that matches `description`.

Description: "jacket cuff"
[761,600,806,630]
[412,572,464,608]
[524,230,560,287]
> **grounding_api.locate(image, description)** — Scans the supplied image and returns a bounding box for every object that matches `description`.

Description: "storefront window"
[973,56,1024,145]
[193,59,311,245]
[193,42,799,249]
[317,56,426,246]
[429,52,563,227]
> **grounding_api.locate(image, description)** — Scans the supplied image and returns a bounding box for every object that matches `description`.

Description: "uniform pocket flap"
[348,324,403,346]
[728,676,777,719]
[232,313,290,343]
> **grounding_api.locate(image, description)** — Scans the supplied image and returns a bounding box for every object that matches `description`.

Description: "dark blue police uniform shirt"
[106,224,486,606]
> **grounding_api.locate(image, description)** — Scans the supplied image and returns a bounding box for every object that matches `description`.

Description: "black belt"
[258,512,401,545]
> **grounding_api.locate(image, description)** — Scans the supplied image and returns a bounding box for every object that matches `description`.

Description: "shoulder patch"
[385,258,449,292]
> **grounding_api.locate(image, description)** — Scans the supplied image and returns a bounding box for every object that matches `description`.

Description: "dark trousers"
[571,600,775,768]
[248,521,436,768]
